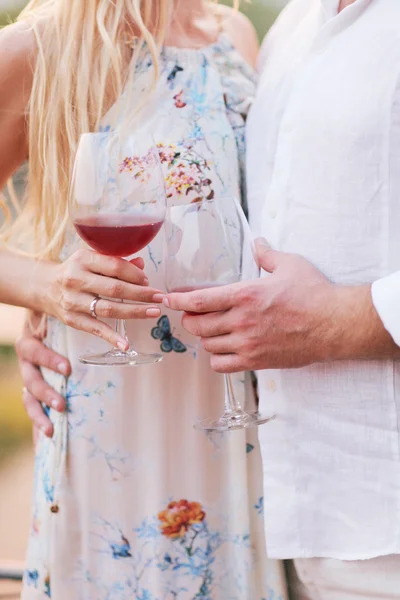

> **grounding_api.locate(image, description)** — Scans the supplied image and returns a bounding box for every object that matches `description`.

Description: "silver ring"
[90,296,100,319]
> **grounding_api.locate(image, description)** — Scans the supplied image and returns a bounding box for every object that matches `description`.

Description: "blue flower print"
[25,569,39,588]
[254,496,264,516]
[43,472,54,504]
[151,316,187,353]
[167,64,184,87]
[111,534,132,559]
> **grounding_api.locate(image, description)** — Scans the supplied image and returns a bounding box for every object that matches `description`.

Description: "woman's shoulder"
[216,4,259,69]
[0,20,37,63]
[0,21,37,98]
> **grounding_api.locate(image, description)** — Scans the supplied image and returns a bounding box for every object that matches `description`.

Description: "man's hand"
[165,241,396,373]
[16,313,71,438]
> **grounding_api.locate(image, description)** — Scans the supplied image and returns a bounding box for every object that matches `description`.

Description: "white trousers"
[286,555,400,600]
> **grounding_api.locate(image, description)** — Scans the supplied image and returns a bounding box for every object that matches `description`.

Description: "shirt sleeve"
[371,273,400,346]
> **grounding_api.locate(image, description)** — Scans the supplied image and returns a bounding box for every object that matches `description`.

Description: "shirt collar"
[320,0,372,22]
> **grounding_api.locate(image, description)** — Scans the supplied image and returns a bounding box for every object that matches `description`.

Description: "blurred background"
[0,0,287,593]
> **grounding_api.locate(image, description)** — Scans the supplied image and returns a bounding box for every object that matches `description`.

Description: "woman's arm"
[0,24,162,348]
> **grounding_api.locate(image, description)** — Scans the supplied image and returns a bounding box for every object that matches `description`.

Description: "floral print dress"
[22,34,289,600]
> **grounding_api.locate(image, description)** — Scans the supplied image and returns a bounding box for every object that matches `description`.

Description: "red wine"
[74,214,164,257]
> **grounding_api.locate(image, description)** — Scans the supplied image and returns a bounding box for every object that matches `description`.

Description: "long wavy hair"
[1,0,238,259]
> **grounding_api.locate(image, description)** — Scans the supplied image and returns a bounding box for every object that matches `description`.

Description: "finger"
[33,426,40,447]
[200,334,234,355]
[165,284,240,314]
[20,361,66,412]
[130,257,145,270]
[209,353,245,374]
[64,310,160,350]
[255,239,281,274]
[78,274,162,304]
[27,311,47,339]
[63,313,129,350]
[181,311,232,338]
[68,294,162,321]
[22,389,54,438]
[16,336,71,377]
[84,252,149,286]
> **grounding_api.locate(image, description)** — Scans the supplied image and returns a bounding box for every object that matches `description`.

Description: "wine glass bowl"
[164,197,275,432]
[69,131,167,366]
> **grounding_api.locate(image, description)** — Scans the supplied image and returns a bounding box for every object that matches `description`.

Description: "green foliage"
[0,349,31,463]
[220,0,278,40]
[0,9,19,28]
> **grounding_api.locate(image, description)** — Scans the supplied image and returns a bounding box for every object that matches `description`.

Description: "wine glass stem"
[224,374,244,415]
[115,300,130,350]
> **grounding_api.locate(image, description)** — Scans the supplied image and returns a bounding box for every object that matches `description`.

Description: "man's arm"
[165,241,400,374]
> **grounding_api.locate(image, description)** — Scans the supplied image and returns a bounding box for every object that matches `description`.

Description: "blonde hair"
[2,0,238,260]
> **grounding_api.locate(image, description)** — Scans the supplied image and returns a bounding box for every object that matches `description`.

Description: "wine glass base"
[79,349,163,367]
[194,412,276,433]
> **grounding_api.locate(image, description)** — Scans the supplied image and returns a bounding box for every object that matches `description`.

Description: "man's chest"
[248,0,400,281]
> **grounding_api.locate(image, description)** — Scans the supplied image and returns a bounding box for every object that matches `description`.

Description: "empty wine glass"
[164,197,274,431]
[69,131,167,366]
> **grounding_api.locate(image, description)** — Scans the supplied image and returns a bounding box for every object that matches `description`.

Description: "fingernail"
[152,293,165,303]
[39,425,46,434]
[51,399,62,411]
[163,297,170,308]
[143,278,149,286]
[57,362,69,376]
[117,341,128,351]
[146,307,161,318]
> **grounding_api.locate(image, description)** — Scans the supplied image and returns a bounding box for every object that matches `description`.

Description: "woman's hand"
[38,250,163,350]
[16,313,70,439]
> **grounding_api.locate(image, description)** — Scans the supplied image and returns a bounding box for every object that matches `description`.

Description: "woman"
[0,1,288,598]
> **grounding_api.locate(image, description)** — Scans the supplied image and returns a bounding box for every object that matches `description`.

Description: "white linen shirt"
[247,0,400,560]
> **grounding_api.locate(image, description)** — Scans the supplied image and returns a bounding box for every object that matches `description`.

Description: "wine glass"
[69,131,167,366]
[164,197,275,431]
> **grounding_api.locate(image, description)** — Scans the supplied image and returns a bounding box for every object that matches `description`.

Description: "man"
[164,0,400,598]
[16,0,400,598]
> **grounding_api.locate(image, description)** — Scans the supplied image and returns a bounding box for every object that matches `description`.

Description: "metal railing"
[0,568,23,582]
[0,565,23,599]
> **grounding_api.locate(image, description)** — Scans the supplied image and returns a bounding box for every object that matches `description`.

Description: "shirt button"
[269,208,278,219]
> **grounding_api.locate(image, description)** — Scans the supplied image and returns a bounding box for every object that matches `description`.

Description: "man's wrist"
[325,283,398,362]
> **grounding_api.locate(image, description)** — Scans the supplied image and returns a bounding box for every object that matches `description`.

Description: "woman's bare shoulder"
[0,21,37,104]
[0,22,37,186]
[217,5,259,68]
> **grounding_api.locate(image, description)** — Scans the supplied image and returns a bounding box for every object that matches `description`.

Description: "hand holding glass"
[69,132,166,366]
[164,197,274,431]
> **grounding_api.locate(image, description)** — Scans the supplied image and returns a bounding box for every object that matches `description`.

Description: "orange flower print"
[173,90,187,109]
[158,500,206,539]
[44,574,51,597]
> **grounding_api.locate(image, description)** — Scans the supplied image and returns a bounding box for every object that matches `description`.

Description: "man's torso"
[247,0,400,559]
